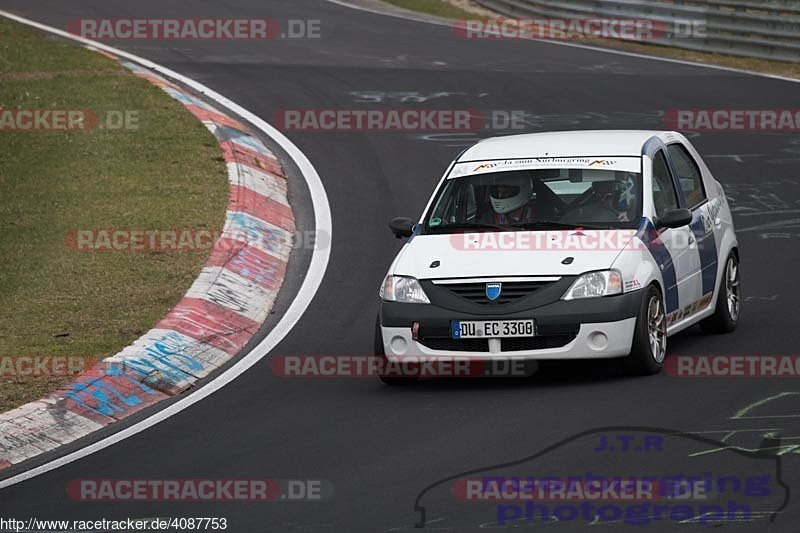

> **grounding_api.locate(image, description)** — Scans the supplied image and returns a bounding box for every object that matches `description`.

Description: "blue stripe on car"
[637,218,679,313]
[407,223,421,243]
[689,211,718,296]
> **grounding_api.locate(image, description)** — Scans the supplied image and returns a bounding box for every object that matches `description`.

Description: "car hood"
[391,230,636,280]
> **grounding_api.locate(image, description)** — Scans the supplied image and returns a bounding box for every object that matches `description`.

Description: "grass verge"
[383,0,477,18]
[0,19,229,411]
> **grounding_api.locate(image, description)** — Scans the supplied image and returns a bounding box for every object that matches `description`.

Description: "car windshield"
[424,167,642,232]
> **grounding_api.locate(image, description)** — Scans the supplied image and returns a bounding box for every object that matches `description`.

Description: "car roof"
[457,130,671,161]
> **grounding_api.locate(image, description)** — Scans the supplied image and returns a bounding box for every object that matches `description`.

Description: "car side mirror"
[388,217,415,239]
[657,208,692,229]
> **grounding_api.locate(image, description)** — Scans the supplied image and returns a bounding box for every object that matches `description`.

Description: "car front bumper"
[379,289,641,360]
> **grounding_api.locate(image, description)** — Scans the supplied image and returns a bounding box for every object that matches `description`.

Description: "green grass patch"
[382,0,477,19]
[0,19,229,411]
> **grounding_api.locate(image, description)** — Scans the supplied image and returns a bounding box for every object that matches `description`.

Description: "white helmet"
[490,174,533,214]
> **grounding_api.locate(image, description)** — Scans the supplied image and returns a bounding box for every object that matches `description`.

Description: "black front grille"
[442,281,553,305]
[501,334,577,351]
[419,338,489,352]
[418,332,578,353]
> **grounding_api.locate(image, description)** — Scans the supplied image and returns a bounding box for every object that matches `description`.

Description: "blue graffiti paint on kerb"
[124,331,206,383]
[229,251,279,286]
[161,87,218,112]
[215,125,272,155]
[227,212,290,254]
[65,364,158,418]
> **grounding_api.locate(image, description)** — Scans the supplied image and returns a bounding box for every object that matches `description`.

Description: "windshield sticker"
[450,157,641,177]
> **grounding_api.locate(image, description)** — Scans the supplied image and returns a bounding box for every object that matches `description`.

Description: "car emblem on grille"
[486,282,502,301]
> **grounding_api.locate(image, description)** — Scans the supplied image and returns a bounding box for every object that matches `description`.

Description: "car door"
[650,149,701,321]
[667,141,717,314]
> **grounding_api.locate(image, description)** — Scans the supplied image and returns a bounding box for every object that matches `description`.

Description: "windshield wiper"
[429,222,512,232]
[507,221,611,230]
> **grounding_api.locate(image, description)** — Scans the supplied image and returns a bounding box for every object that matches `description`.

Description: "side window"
[668,143,707,209]
[651,150,679,218]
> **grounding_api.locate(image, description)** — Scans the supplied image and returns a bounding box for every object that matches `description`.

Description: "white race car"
[377,130,740,381]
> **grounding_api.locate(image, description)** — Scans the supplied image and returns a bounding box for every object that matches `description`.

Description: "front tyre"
[624,285,667,376]
[374,314,418,386]
[700,252,740,334]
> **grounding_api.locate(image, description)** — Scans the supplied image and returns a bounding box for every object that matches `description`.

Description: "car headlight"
[380,275,430,304]
[562,270,623,300]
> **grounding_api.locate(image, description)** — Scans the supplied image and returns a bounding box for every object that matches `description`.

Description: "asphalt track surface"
[2,0,800,531]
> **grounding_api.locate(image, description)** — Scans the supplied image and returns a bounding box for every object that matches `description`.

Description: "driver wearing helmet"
[592,180,631,222]
[485,174,536,225]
